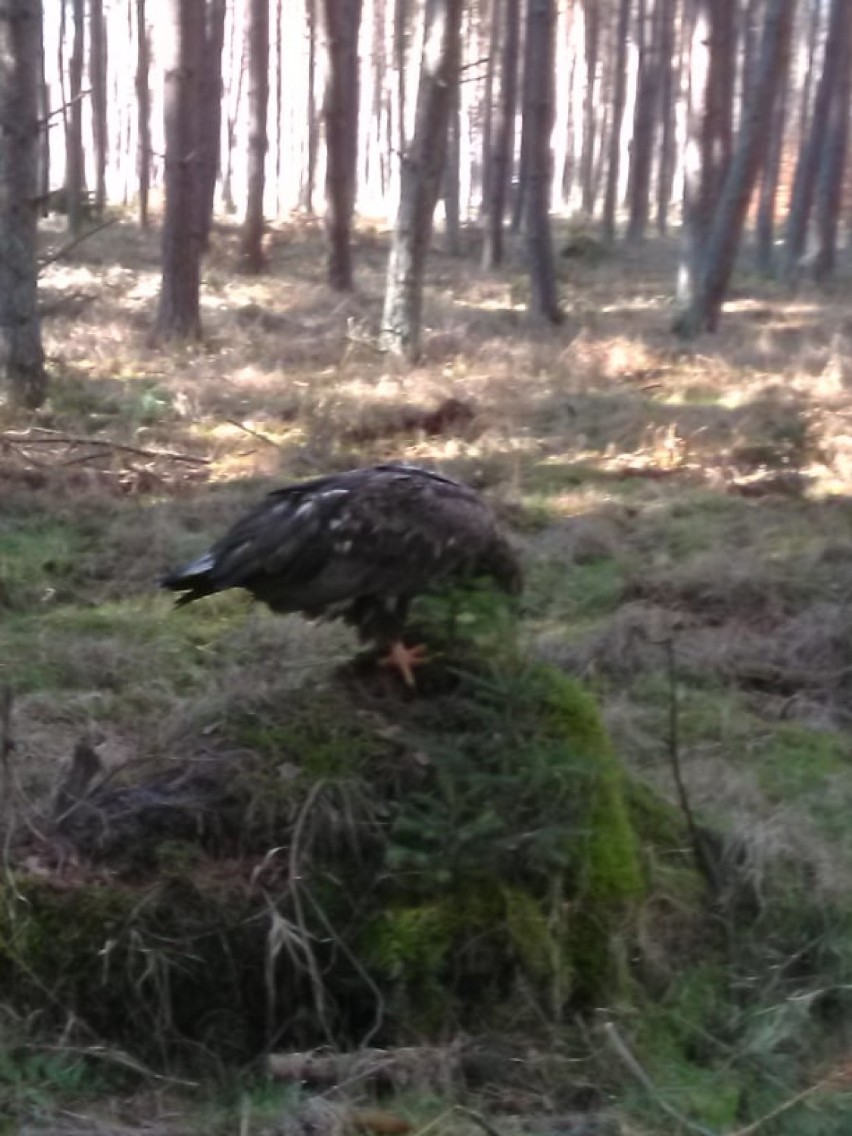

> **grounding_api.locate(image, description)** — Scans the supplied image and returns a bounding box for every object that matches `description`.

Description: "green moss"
[537,666,643,902]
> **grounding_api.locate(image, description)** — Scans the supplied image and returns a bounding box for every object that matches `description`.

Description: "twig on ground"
[0,431,210,465]
[601,1020,718,1136]
[38,217,120,270]
[663,637,723,894]
[729,1065,850,1136]
[224,418,282,448]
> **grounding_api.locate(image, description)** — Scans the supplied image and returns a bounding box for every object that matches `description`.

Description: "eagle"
[161,463,522,684]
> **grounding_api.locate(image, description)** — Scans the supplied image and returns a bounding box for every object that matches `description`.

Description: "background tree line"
[1,0,849,407]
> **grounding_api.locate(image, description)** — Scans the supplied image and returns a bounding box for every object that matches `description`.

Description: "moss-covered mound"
[0,655,666,1070]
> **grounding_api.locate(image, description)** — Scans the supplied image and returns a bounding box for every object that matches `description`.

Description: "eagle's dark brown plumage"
[161,464,521,682]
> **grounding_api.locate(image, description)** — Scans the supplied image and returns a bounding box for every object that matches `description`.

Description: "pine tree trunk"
[601,0,630,241]
[755,47,788,275]
[66,0,85,235]
[302,0,319,213]
[35,4,49,217]
[90,0,107,215]
[523,0,560,323]
[156,0,204,340]
[323,0,363,290]
[580,0,600,215]
[676,0,733,312]
[674,0,794,337]
[443,78,461,254]
[380,0,463,360]
[782,0,844,280]
[626,0,662,242]
[482,0,519,268]
[0,0,46,408]
[198,0,227,250]
[136,0,151,228]
[655,0,676,233]
[811,7,851,282]
[479,0,498,216]
[241,0,270,273]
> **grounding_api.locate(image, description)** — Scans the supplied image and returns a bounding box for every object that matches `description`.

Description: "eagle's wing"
[162,465,519,613]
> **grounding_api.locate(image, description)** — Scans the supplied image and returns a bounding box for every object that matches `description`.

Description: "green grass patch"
[525,556,625,621]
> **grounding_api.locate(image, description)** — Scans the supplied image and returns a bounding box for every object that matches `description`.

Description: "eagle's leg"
[379,641,430,687]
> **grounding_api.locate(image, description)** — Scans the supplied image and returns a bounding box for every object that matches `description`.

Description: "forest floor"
[3,215,852,1133]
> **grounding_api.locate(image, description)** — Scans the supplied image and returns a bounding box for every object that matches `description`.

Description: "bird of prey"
[161,463,521,684]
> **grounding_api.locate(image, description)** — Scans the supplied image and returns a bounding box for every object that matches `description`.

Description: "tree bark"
[580,0,600,215]
[240,0,269,272]
[323,0,363,290]
[442,73,461,254]
[135,0,151,228]
[626,0,662,242]
[674,0,794,337]
[811,5,852,282]
[198,0,227,250]
[601,0,630,241]
[755,50,788,276]
[676,0,734,312]
[90,0,107,215]
[523,0,560,324]
[66,0,85,235]
[655,0,677,233]
[0,0,46,408]
[782,0,845,280]
[380,0,463,360]
[156,0,204,340]
[482,0,519,268]
[302,0,319,213]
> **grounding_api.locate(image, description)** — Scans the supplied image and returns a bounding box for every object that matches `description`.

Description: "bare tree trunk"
[35,1,49,217]
[302,0,319,212]
[0,0,46,408]
[274,0,283,214]
[480,0,498,216]
[782,0,844,280]
[674,0,794,336]
[323,0,363,289]
[198,0,227,250]
[482,0,519,267]
[442,76,461,254]
[136,0,151,228]
[395,0,407,156]
[676,0,733,312]
[601,0,630,241]
[221,4,245,216]
[580,0,599,215]
[241,0,270,273]
[655,0,677,233]
[755,49,788,275]
[523,0,560,323]
[380,0,463,360]
[812,9,852,282]
[90,0,107,215]
[626,0,662,242]
[66,0,85,235]
[156,0,204,340]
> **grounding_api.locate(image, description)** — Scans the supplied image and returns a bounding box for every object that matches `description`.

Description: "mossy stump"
[0,652,649,1069]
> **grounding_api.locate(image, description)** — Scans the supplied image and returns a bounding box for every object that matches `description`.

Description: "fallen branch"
[0,431,210,465]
